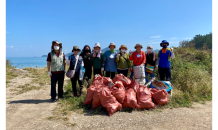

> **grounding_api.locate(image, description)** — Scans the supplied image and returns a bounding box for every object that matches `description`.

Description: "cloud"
[147,42,160,45]
[185,38,192,40]
[30,46,33,47]
[11,46,13,48]
[150,36,161,38]
[169,37,178,40]
[168,42,179,44]
[7,46,13,48]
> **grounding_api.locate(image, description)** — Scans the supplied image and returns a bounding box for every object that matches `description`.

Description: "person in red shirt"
[129,43,146,66]
[46,41,66,102]
[129,43,146,84]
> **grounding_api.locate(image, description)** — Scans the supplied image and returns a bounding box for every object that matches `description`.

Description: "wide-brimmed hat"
[51,40,62,52]
[94,42,101,48]
[147,45,153,49]
[72,46,81,52]
[134,43,143,49]
[108,42,116,48]
[160,40,169,46]
[119,45,128,50]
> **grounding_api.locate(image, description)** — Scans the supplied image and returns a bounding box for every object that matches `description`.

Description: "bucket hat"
[108,42,116,48]
[147,45,153,49]
[134,43,143,49]
[160,40,169,46]
[94,42,101,48]
[119,45,128,50]
[72,46,81,52]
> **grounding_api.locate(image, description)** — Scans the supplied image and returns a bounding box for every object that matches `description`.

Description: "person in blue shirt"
[104,42,118,79]
[156,40,175,82]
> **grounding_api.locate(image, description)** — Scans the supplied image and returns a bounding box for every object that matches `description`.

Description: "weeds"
[10,84,41,95]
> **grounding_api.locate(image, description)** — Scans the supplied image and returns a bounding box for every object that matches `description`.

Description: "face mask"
[121,49,126,53]
[84,49,90,52]
[162,45,167,48]
[54,46,59,50]
[95,50,99,53]
[147,49,152,52]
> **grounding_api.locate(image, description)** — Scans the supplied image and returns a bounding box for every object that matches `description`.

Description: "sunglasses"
[74,49,80,51]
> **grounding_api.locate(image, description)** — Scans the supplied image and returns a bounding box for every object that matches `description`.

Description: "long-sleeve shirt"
[115,52,131,69]
[156,48,175,68]
[129,51,146,66]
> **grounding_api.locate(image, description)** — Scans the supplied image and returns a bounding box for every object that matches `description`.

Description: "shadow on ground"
[8,99,54,104]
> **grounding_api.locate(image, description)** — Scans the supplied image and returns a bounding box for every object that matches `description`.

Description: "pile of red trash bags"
[83,74,168,116]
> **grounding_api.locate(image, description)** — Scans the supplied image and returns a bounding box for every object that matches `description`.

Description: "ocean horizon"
[6,57,48,69]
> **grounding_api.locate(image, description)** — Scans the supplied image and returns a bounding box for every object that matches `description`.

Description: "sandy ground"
[6,70,212,130]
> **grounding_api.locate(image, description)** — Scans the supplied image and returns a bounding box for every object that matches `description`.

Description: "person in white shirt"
[67,46,84,97]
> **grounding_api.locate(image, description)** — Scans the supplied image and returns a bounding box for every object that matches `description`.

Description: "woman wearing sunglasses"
[67,46,84,97]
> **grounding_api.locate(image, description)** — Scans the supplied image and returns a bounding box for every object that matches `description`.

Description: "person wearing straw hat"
[104,42,118,79]
[46,40,66,102]
[145,45,156,82]
[115,45,131,77]
[92,42,105,76]
[156,40,175,82]
[129,43,146,84]
[67,46,84,97]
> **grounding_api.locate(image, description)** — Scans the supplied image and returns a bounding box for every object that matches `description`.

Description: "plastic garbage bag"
[133,66,145,79]
[83,85,96,105]
[92,85,103,109]
[103,77,114,89]
[136,85,155,109]
[150,88,168,105]
[110,81,126,104]
[127,79,139,92]
[92,75,103,86]
[112,74,131,86]
[122,88,137,108]
[79,65,86,80]
[99,87,122,116]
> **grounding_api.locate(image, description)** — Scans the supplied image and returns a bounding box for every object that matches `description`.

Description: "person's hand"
[170,47,173,52]
[48,71,52,77]
[129,50,132,55]
[116,53,120,58]
[153,51,155,55]
[92,49,94,52]
[101,68,104,72]
[140,63,144,66]
[93,52,96,58]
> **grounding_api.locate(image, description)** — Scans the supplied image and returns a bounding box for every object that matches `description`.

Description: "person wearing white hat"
[46,40,66,102]
[145,45,156,82]
[103,42,118,79]
[92,42,105,76]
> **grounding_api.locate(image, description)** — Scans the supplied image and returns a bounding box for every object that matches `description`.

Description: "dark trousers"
[158,66,171,82]
[94,69,102,76]
[105,71,115,79]
[117,69,128,77]
[51,73,64,99]
[70,74,83,96]
[84,68,92,80]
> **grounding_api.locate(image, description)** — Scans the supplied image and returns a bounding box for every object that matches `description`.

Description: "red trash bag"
[103,77,114,89]
[150,88,168,105]
[112,74,132,86]
[83,85,96,105]
[122,88,137,108]
[110,81,126,104]
[127,79,139,92]
[99,87,122,116]
[136,85,155,109]
[92,76,104,86]
[92,85,103,109]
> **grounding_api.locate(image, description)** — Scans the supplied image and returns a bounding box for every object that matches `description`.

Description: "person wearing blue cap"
[156,40,175,82]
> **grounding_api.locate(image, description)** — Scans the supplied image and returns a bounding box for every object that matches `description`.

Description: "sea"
[6,57,48,69]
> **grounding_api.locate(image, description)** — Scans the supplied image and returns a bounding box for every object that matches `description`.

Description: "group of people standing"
[46,40,175,102]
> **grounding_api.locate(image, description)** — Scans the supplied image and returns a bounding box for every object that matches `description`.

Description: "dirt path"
[6,71,212,130]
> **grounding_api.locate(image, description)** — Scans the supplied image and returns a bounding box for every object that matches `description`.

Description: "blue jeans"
[117,69,128,77]
[145,69,155,82]
[51,73,64,99]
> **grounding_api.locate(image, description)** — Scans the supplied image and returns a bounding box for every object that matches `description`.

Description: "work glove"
[101,68,104,72]
[48,71,52,77]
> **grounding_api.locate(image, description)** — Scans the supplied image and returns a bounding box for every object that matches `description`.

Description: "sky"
[6,0,212,57]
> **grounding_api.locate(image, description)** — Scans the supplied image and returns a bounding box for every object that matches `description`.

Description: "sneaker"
[51,99,56,102]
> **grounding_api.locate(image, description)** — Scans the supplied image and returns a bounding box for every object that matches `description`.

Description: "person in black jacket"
[145,45,156,82]
[80,45,93,87]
